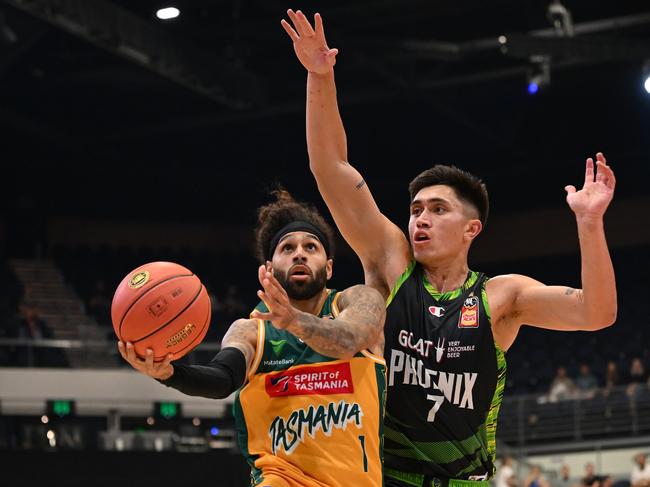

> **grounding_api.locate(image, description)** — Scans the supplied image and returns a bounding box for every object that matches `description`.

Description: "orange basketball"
[111,262,211,362]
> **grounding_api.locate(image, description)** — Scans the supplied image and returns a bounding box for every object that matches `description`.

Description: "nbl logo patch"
[458,295,479,328]
[265,362,354,397]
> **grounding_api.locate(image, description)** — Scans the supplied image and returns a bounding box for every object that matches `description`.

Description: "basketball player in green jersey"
[118,190,388,487]
[281,9,617,486]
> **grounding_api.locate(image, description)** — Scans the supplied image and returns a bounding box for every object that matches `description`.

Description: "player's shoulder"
[228,318,259,335]
[487,273,543,287]
[336,284,385,310]
[486,273,545,300]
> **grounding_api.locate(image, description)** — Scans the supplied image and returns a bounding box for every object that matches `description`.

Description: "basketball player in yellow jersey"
[118,189,387,487]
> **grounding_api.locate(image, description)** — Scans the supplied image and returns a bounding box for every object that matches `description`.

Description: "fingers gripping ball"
[112,262,211,362]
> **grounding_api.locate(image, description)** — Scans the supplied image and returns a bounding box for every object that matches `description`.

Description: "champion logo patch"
[458,296,479,328]
[428,306,445,318]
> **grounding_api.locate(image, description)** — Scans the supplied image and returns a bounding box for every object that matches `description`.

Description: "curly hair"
[254,189,336,264]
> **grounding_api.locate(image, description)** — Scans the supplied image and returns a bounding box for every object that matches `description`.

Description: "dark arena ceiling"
[1,0,649,224]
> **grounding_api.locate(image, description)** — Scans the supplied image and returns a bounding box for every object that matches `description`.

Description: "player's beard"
[275,265,328,300]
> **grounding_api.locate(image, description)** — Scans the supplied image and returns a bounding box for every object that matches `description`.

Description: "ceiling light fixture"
[156,7,180,21]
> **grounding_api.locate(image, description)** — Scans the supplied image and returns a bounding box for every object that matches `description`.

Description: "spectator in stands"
[13,303,67,367]
[13,303,51,366]
[575,363,599,399]
[626,358,649,398]
[603,360,621,396]
[88,280,111,328]
[548,366,576,402]
[16,303,51,340]
[582,462,610,487]
[524,465,550,487]
[558,464,574,487]
[631,453,650,487]
[496,456,518,487]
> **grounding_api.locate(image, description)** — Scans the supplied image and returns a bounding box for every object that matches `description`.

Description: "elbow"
[585,307,617,330]
[308,159,328,177]
[308,159,322,176]
[308,156,347,177]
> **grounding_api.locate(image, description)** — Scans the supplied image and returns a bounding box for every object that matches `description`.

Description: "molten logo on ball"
[166,323,195,348]
[128,271,150,289]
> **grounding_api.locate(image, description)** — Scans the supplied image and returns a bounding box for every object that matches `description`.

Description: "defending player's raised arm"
[282,10,409,288]
[119,318,257,399]
[494,153,617,345]
[251,265,385,358]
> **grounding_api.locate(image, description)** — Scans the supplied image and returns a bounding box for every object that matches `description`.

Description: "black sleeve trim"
[157,347,247,399]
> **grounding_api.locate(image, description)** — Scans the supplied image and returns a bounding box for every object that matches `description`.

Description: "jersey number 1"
[358,435,368,472]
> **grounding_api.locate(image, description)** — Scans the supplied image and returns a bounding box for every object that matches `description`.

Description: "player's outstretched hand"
[281,9,338,74]
[251,262,299,330]
[565,152,616,219]
[117,341,174,380]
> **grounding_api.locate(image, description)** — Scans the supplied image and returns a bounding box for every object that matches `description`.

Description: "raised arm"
[282,10,410,292]
[492,153,617,350]
[117,318,257,399]
[251,264,385,358]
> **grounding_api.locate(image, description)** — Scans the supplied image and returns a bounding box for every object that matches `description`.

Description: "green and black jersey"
[383,261,506,480]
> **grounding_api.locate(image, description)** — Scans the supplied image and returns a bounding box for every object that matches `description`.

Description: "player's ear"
[326,258,333,280]
[465,219,482,242]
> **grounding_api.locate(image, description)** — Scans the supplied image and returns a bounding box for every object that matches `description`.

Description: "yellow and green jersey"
[234,290,387,487]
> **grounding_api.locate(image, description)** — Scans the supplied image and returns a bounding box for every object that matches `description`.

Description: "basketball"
[111,262,211,361]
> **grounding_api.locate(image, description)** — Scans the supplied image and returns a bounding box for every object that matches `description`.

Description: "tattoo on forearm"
[291,285,385,358]
[565,288,575,295]
[355,179,366,190]
[293,313,358,357]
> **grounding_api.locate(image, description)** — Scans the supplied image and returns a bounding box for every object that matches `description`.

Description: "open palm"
[565,152,616,218]
[281,10,338,75]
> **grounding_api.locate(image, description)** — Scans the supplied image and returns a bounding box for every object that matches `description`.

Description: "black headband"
[267,220,330,261]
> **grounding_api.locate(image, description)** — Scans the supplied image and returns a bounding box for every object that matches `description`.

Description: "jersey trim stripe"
[387,260,417,307]
[360,349,387,365]
[485,345,506,471]
[482,277,506,475]
[423,270,479,302]
[331,290,341,317]
[248,319,265,380]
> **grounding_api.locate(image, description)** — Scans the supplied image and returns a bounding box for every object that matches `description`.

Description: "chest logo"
[458,296,479,328]
[428,306,445,318]
[270,339,287,354]
[265,362,354,397]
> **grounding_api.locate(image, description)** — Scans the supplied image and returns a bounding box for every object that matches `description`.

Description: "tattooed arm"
[219,318,258,374]
[489,154,617,351]
[251,265,385,359]
[289,285,385,358]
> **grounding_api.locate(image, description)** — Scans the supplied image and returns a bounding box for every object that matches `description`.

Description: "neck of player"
[422,254,471,293]
[290,288,331,315]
